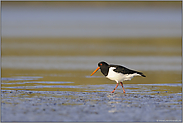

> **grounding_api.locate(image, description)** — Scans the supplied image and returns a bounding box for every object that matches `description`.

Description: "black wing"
[111,65,146,77]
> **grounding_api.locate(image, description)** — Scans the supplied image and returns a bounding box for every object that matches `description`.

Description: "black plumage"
[98,61,146,77]
[112,65,146,77]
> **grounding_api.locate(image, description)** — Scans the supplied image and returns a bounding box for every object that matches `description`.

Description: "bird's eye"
[100,63,102,65]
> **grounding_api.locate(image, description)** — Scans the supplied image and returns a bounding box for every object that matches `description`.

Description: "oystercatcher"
[90,61,146,93]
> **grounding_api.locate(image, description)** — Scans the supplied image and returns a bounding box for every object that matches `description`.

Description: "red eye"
[100,63,102,65]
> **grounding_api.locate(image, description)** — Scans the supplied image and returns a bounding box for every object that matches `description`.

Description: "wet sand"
[1,90,181,122]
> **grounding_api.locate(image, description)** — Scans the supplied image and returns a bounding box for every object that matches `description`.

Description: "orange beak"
[90,67,100,76]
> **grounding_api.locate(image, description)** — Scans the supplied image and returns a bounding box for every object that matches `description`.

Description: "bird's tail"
[137,72,146,77]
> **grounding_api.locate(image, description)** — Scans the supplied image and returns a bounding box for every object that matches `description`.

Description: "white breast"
[106,67,140,83]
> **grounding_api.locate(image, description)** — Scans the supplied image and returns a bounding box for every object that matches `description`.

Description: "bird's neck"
[100,67,109,76]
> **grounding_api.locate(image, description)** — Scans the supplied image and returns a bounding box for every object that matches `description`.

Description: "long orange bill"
[90,67,100,76]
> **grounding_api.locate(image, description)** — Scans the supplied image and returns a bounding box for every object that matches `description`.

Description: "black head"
[98,61,109,67]
[91,61,109,76]
[98,61,109,76]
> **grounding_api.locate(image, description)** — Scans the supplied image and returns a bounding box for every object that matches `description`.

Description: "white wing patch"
[106,67,141,83]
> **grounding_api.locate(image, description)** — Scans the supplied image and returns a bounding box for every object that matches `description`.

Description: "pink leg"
[111,83,119,93]
[120,82,125,93]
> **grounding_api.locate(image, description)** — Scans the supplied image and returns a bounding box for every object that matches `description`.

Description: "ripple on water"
[2,85,79,89]
[1,76,43,81]
[2,81,74,85]
[137,84,182,87]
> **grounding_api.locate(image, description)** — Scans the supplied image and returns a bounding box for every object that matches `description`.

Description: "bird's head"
[90,61,109,76]
[98,61,109,67]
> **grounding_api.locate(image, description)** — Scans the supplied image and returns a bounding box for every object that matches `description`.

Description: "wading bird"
[90,61,146,93]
